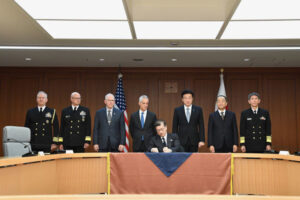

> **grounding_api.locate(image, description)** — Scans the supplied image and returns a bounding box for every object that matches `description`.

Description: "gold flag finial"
[220,68,224,73]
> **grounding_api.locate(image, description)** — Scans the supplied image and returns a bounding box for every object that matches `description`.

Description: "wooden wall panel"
[158,79,185,131]
[194,79,219,152]
[7,76,41,126]
[0,67,300,155]
[47,75,79,120]
[0,74,8,160]
[265,78,298,152]
[228,76,259,138]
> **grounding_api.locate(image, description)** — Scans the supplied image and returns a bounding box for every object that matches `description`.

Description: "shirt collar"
[184,105,192,110]
[251,107,259,113]
[139,110,147,115]
[161,134,167,141]
[218,109,226,115]
[72,105,79,110]
[38,106,46,111]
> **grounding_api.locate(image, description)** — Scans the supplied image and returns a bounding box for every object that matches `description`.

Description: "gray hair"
[139,95,149,103]
[216,95,228,102]
[248,92,260,100]
[105,93,115,100]
[37,91,48,98]
[71,92,81,98]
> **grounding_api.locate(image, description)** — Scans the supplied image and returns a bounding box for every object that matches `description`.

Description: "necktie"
[74,107,77,111]
[162,137,167,147]
[141,112,144,128]
[254,110,257,115]
[186,107,190,122]
[39,107,42,112]
[108,110,112,125]
[221,112,225,120]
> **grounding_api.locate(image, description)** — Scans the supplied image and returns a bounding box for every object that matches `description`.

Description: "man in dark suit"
[208,95,238,153]
[148,120,182,153]
[24,91,59,153]
[129,95,157,152]
[172,89,205,152]
[59,92,91,153]
[93,93,126,152]
[240,92,272,153]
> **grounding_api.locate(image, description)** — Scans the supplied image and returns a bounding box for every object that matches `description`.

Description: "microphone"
[7,138,36,157]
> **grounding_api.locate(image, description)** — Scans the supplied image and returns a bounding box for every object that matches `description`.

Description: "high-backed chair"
[2,126,32,157]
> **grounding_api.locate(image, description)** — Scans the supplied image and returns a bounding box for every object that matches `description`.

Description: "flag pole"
[118,64,122,78]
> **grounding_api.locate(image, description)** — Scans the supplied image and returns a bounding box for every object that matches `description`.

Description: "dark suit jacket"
[208,110,238,150]
[147,133,182,152]
[24,107,59,150]
[172,105,205,146]
[60,106,91,147]
[93,107,125,150]
[129,110,157,152]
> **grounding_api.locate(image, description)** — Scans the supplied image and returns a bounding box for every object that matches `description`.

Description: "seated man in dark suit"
[148,119,182,153]
[208,95,238,153]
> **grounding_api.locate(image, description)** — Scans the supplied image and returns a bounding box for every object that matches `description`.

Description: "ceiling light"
[15,0,127,20]
[232,0,300,20]
[37,20,132,39]
[222,21,300,39]
[134,21,224,39]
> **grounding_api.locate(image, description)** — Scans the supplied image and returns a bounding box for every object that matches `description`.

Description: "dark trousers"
[65,146,85,153]
[182,138,198,152]
[133,141,147,152]
[99,137,120,152]
[215,140,233,153]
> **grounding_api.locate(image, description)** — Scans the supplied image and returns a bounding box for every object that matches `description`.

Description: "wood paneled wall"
[1,67,300,155]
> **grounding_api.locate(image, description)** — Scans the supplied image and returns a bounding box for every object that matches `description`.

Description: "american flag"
[115,73,129,152]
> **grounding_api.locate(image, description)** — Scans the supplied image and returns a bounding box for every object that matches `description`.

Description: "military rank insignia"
[260,116,266,120]
[45,112,52,118]
[80,111,86,122]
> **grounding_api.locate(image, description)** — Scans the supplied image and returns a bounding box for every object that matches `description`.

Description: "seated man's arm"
[147,137,158,152]
[170,134,181,152]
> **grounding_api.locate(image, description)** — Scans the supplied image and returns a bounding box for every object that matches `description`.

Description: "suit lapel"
[215,111,222,121]
[143,111,151,128]
[111,108,117,122]
[103,108,109,125]
[135,111,142,129]
[180,106,189,124]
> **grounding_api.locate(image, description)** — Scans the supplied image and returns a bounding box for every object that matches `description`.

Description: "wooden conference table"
[0,153,299,196]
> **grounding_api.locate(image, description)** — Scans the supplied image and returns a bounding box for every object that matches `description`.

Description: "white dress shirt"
[139,110,147,124]
[38,106,46,112]
[161,134,168,146]
[72,105,79,111]
[184,105,192,121]
[218,109,226,116]
[252,107,258,114]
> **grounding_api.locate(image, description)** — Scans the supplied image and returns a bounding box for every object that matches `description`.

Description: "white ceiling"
[0,0,300,67]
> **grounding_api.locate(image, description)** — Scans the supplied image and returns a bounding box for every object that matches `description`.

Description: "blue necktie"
[141,112,144,128]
